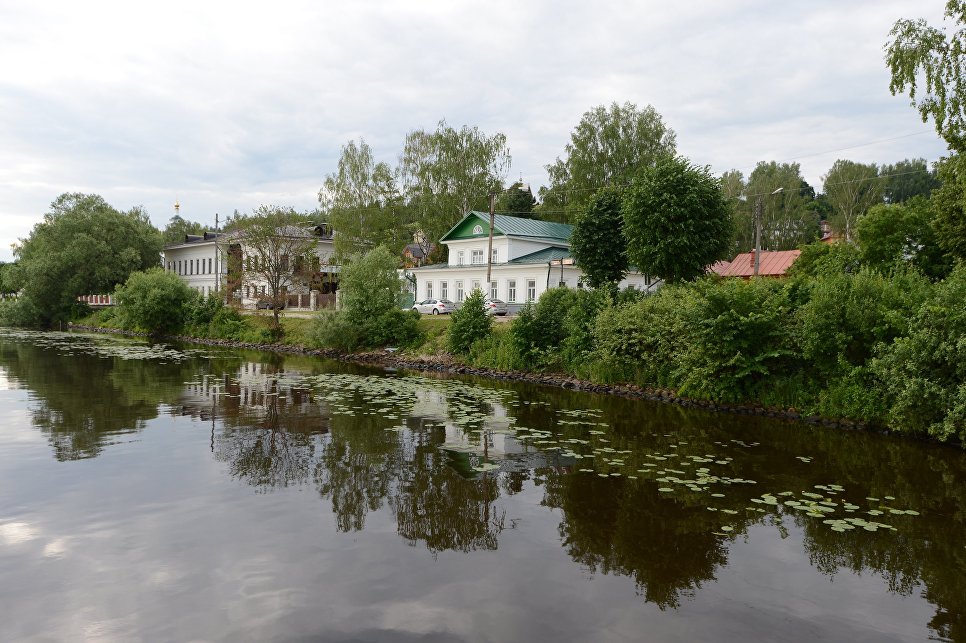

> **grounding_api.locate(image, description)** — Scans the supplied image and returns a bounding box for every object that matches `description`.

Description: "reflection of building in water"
[175,362,331,435]
[408,390,570,473]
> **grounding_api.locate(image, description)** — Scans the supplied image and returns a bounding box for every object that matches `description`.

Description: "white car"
[412,298,455,315]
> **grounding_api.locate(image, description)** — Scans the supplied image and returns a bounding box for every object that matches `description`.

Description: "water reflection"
[1,330,964,641]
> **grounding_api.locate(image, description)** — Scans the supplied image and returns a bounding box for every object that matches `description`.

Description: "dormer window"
[472,224,484,235]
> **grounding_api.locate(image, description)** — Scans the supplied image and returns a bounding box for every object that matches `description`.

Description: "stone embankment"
[70,324,869,432]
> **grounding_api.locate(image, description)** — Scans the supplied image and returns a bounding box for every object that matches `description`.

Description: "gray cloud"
[0,0,951,262]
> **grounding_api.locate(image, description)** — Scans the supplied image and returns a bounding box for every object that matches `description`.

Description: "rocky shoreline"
[70,323,871,432]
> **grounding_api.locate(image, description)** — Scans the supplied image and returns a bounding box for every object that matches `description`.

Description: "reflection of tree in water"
[392,429,505,553]
[542,466,727,609]
[0,335,192,460]
[769,427,966,643]
[209,361,329,493]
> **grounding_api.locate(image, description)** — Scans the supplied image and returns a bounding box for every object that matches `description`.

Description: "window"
[455,280,464,302]
[527,279,536,302]
[471,279,480,293]
[472,224,484,234]
[189,260,193,276]
[426,281,433,300]
[178,260,182,275]
[208,258,212,274]
[507,280,516,302]
[491,248,499,263]
[457,251,465,266]
[490,281,498,300]
[440,281,448,300]
[471,249,484,265]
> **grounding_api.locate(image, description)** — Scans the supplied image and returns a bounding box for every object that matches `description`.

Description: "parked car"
[483,297,508,316]
[255,298,285,310]
[412,298,455,315]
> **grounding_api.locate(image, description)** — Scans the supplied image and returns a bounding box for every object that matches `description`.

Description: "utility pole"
[753,197,763,277]
[753,187,784,277]
[486,192,495,285]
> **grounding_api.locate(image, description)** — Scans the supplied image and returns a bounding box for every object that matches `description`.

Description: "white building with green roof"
[407,211,657,313]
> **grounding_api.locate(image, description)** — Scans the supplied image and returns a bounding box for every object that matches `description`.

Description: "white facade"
[410,213,659,313]
[163,236,223,297]
[163,229,339,309]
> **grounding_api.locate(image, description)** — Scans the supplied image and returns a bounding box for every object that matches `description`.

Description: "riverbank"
[70,323,871,433]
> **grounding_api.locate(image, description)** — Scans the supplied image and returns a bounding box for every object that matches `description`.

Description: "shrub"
[873,265,966,442]
[113,268,195,335]
[310,246,421,350]
[674,278,797,403]
[448,289,491,355]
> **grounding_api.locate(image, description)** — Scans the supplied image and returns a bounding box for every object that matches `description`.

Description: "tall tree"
[399,120,510,258]
[495,181,537,218]
[880,158,941,203]
[9,193,162,327]
[622,156,733,283]
[822,160,883,241]
[886,1,966,152]
[569,187,627,289]
[231,205,318,332]
[320,139,409,259]
[539,102,677,223]
[743,161,819,251]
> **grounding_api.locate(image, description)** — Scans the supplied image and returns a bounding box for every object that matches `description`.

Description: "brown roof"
[707,260,732,276]
[717,250,800,278]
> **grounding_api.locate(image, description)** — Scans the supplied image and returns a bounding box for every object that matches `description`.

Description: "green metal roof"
[439,211,572,243]
[508,247,573,264]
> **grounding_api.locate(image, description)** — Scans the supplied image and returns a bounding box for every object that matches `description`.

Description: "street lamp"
[753,187,784,276]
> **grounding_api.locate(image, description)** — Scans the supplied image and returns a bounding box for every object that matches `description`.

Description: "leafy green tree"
[540,102,677,223]
[495,181,537,218]
[0,262,17,296]
[9,193,163,327]
[856,198,953,279]
[788,242,863,278]
[822,160,883,241]
[320,138,409,259]
[741,161,819,251]
[881,158,941,203]
[231,205,318,333]
[570,187,627,288]
[930,154,966,262]
[448,288,491,355]
[622,156,733,283]
[311,246,419,350]
[162,215,206,245]
[114,268,196,335]
[399,120,510,258]
[886,1,966,152]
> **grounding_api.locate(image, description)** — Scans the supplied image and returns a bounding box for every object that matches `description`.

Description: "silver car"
[412,298,455,315]
[483,297,508,316]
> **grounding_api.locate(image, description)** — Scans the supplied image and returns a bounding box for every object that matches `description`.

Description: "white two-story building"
[408,211,658,313]
[163,224,339,309]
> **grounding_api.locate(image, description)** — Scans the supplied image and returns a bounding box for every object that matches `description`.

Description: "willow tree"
[822,160,882,242]
[886,1,966,152]
[320,138,409,260]
[399,120,510,259]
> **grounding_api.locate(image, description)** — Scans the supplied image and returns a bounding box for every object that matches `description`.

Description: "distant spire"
[174,200,180,216]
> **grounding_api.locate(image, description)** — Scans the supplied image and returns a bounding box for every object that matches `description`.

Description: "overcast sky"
[0,0,952,263]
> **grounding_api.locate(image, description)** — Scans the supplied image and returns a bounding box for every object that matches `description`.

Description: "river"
[0,329,963,642]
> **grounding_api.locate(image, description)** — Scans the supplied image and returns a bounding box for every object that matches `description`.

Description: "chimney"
[749,249,755,268]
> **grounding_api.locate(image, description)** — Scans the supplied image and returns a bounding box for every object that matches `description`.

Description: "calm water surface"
[0,329,964,642]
